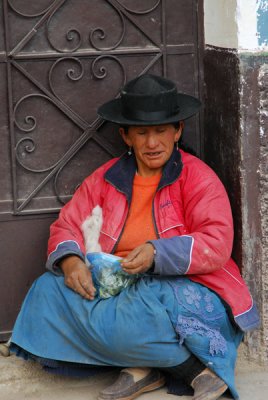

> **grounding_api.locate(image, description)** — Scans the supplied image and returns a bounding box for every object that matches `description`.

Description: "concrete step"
[0,352,267,400]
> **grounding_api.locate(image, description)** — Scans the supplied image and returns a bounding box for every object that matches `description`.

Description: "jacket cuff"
[46,240,85,275]
[148,236,194,275]
[234,302,261,332]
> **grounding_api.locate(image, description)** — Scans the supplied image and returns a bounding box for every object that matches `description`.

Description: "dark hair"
[120,125,130,134]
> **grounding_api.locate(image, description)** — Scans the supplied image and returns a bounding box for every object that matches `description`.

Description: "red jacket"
[47,149,260,331]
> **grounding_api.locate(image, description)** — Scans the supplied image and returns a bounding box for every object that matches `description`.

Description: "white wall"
[204,0,238,48]
[204,0,267,50]
[237,0,258,50]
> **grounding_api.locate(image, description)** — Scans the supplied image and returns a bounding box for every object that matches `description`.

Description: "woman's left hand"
[121,243,155,274]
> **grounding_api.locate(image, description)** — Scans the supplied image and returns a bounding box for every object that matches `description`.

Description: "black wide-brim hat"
[97,74,201,126]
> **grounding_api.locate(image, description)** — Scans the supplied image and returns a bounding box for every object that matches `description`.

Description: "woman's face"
[120,123,182,177]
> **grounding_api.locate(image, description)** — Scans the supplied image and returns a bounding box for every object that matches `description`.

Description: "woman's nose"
[146,133,158,148]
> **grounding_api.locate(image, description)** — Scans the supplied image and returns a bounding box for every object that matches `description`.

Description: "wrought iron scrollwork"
[48,54,127,204]
[46,0,125,53]
[46,21,81,52]
[47,26,82,53]
[14,93,45,133]
[46,1,82,53]
[8,0,56,18]
[91,55,126,82]
[14,98,37,133]
[6,0,168,213]
[48,55,126,125]
[53,164,74,205]
[48,57,84,100]
[89,4,125,50]
[14,94,62,173]
[117,0,161,15]
[15,136,60,173]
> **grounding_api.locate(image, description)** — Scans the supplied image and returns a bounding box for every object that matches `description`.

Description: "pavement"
[0,344,267,400]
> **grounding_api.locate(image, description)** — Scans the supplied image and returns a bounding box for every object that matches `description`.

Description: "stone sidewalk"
[0,350,267,400]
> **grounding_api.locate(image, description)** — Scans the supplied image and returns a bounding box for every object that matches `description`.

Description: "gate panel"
[0,0,204,339]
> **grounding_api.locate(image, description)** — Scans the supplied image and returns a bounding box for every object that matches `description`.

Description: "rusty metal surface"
[204,47,268,363]
[238,55,267,363]
[0,216,56,341]
[203,45,242,266]
[0,0,204,340]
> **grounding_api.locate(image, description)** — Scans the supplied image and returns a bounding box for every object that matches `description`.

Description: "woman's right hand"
[59,255,96,300]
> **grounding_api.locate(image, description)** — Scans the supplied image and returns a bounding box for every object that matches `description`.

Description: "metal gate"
[0,0,204,340]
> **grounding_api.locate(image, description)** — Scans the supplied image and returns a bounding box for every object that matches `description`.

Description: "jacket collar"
[104,148,183,202]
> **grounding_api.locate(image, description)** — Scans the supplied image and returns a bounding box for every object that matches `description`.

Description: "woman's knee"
[32,272,63,295]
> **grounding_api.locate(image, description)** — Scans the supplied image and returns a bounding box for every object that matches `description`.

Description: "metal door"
[0,0,204,340]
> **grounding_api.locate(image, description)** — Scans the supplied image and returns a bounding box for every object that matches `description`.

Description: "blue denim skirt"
[11,272,243,398]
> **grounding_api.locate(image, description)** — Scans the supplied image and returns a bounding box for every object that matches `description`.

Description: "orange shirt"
[115,173,161,258]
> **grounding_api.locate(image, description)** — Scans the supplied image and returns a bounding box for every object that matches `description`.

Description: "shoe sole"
[193,383,228,400]
[98,376,166,400]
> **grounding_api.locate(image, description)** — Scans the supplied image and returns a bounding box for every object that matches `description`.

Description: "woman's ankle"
[161,354,206,385]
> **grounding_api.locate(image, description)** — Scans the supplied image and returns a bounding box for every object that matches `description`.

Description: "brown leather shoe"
[98,367,166,400]
[191,368,228,400]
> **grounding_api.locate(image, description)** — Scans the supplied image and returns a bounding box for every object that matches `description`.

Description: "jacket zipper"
[152,192,160,239]
[104,176,132,255]
[109,175,179,253]
[110,199,131,254]
[152,177,180,239]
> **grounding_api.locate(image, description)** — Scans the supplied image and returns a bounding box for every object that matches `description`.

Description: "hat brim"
[98,93,201,126]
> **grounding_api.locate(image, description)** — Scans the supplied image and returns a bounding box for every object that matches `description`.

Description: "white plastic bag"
[86,252,139,299]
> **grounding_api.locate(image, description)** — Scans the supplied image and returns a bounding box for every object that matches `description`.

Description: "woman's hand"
[59,255,96,300]
[121,243,155,275]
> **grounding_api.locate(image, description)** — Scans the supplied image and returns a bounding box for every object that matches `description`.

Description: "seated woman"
[10,74,259,400]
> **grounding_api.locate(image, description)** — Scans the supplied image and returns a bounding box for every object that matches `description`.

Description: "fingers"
[63,259,96,300]
[123,247,141,263]
[78,274,96,300]
[121,244,155,274]
[122,264,145,275]
[72,281,90,299]
[67,275,96,300]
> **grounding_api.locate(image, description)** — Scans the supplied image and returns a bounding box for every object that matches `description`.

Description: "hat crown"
[121,75,178,121]
[97,74,201,125]
[123,74,174,96]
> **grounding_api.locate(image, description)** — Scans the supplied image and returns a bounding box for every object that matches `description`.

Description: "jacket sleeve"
[149,160,234,276]
[46,171,104,274]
